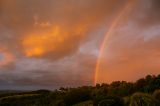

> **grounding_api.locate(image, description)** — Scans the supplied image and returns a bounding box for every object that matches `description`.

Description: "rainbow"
[94,1,135,85]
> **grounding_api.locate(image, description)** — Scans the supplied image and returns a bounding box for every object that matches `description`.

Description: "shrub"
[153,89,160,103]
[129,92,158,106]
[95,96,124,106]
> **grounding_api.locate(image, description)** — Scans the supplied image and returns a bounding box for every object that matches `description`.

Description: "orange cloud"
[22,25,86,58]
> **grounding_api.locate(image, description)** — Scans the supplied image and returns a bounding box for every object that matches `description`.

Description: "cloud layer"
[0,0,160,89]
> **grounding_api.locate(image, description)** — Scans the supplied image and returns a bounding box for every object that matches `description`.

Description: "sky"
[0,0,160,90]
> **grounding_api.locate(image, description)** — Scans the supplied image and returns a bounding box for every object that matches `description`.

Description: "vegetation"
[72,100,92,106]
[0,74,159,106]
[129,93,158,106]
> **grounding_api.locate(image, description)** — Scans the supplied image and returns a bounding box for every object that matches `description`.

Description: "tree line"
[0,74,159,106]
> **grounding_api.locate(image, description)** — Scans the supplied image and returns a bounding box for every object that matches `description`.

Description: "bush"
[94,95,124,106]
[123,96,131,106]
[129,93,158,106]
[153,89,160,102]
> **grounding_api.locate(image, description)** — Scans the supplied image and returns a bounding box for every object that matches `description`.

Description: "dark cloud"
[0,52,96,89]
